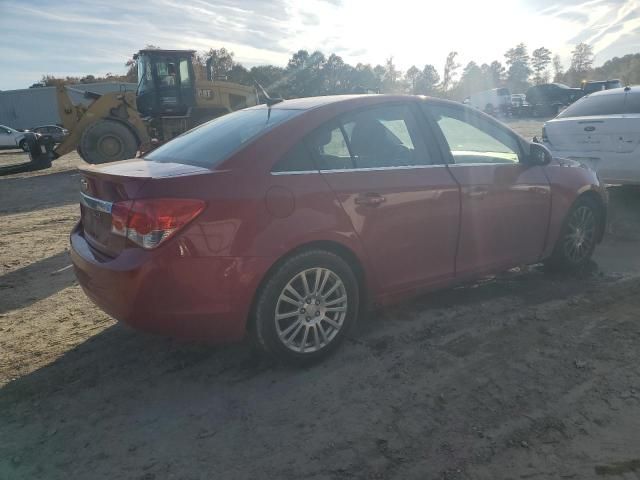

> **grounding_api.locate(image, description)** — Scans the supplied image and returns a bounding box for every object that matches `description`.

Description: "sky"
[0,0,639,90]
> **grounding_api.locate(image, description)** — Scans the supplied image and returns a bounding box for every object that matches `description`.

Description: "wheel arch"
[575,189,607,243]
[245,239,370,336]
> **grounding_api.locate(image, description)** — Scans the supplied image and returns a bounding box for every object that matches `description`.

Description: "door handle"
[355,192,386,207]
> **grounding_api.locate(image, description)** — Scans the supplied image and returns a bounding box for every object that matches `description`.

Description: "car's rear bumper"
[545,147,640,185]
[70,223,273,343]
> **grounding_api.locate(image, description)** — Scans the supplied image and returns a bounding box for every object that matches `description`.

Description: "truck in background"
[463,88,511,116]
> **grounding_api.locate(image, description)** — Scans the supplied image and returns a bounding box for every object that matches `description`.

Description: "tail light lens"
[111,198,205,249]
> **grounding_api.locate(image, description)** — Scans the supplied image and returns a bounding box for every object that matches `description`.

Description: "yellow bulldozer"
[28,49,258,167]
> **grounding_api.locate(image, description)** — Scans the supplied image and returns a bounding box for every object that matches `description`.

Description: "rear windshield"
[557,92,627,118]
[145,107,300,167]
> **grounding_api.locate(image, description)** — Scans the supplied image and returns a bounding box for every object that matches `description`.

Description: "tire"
[546,196,601,270]
[79,119,138,164]
[19,139,28,152]
[251,250,360,365]
[484,104,495,116]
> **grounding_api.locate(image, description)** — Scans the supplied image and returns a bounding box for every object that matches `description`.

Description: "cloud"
[1,0,639,90]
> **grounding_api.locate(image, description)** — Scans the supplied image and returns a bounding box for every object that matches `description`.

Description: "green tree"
[457,61,484,96]
[405,65,421,94]
[250,65,287,97]
[552,54,564,82]
[285,49,326,97]
[593,53,640,85]
[570,43,594,74]
[531,47,552,84]
[416,64,440,95]
[383,56,400,92]
[488,61,505,87]
[351,63,381,92]
[441,51,460,95]
[203,47,235,80]
[504,43,531,92]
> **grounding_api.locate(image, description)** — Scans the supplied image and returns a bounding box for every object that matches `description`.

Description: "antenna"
[255,81,283,107]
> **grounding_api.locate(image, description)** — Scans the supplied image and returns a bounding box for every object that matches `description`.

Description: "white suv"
[0,124,28,151]
[543,87,640,185]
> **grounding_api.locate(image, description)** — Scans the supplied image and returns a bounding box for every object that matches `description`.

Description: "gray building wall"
[0,83,137,130]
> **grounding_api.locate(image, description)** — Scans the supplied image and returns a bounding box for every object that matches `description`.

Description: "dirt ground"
[2,120,640,480]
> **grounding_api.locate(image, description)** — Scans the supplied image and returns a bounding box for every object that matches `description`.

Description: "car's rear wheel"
[252,250,359,365]
[546,196,601,270]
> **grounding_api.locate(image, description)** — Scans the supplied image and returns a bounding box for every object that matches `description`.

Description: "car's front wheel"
[19,139,29,152]
[546,196,601,270]
[252,250,359,365]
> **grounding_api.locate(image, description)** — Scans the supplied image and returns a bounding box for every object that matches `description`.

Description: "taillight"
[111,198,205,249]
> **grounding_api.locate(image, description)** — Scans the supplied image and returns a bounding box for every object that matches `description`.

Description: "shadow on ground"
[0,170,79,215]
[0,251,75,314]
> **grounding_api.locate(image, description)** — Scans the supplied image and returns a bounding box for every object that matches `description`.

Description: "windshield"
[136,55,152,95]
[145,108,301,167]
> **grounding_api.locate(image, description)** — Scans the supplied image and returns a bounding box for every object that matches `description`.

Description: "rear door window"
[146,107,300,167]
[558,93,627,118]
[341,104,431,168]
[272,142,317,173]
[306,124,354,170]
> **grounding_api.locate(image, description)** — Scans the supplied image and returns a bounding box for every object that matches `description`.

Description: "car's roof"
[243,94,459,114]
[584,86,637,98]
[261,94,429,111]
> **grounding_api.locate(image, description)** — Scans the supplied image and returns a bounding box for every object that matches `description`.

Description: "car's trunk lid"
[545,115,640,153]
[78,159,210,257]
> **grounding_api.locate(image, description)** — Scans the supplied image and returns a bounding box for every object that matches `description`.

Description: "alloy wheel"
[563,205,596,263]
[274,267,348,354]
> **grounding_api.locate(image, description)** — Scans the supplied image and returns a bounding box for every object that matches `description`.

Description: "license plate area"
[80,193,124,256]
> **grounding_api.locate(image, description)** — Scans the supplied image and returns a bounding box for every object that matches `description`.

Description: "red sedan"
[71,95,607,364]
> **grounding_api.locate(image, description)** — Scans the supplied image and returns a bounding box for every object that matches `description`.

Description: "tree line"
[30,43,640,100]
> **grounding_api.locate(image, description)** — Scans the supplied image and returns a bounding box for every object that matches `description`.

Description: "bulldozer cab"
[135,49,197,117]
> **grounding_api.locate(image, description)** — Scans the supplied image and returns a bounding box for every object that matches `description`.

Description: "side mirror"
[528,142,552,166]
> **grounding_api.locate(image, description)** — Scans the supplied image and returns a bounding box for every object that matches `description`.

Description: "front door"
[307,103,460,296]
[424,103,551,276]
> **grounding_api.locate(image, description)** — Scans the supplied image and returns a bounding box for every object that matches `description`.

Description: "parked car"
[526,83,584,116]
[543,86,640,185]
[71,95,607,364]
[581,79,622,95]
[29,125,69,143]
[465,87,511,115]
[0,124,29,151]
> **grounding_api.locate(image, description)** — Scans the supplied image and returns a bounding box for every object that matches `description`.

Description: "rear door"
[424,103,551,275]
[309,103,460,295]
